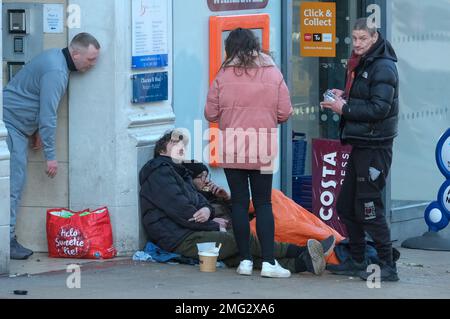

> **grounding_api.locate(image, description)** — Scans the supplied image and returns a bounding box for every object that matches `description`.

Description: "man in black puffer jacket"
[321,18,399,282]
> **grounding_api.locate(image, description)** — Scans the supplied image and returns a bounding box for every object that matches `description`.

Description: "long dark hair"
[221,28,267,71]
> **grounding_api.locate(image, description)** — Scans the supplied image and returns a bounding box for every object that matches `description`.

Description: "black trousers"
[337,146,393,265]
[224,169,275,263]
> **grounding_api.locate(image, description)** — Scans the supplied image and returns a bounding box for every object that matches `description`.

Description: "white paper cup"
[198,251,219,272]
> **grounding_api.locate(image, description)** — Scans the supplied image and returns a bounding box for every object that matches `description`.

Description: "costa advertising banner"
[300,2,336,57]
[312,139,352,236]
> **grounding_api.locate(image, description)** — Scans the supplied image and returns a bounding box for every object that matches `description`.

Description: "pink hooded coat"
[204,53,293,171]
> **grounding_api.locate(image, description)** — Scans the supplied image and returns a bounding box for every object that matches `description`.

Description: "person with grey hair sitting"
[3,32,101,259]
[139,130,337,278]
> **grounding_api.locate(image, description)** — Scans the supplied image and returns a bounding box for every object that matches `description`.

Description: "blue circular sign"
[438,180,450,218]
[425,201,449,232]
[436,128,450,179]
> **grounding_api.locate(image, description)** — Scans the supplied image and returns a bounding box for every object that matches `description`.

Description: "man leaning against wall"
[3,32,100,260]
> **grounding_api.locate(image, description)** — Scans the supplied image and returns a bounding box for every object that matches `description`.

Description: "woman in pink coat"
[205,28,293,278]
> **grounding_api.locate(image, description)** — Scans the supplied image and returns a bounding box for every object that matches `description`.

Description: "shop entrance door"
[289,0,359,180]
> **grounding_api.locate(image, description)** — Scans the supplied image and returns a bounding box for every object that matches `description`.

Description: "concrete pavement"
[0,245,449,299]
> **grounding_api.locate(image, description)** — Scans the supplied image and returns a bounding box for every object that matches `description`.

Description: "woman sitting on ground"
[139,130,336,278]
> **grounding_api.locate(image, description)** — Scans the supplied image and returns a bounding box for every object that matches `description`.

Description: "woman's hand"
[213,218,229,229]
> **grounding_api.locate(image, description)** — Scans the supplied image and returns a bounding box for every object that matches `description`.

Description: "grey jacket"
[3,48,72,160]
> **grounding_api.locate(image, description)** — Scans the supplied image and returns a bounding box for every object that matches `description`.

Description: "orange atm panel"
[208,14,271,166]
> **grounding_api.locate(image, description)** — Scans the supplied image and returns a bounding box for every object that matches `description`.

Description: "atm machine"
[2,3,43,82]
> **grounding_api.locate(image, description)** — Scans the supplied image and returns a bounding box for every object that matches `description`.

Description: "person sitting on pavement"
[182,161,342,263]
[182,161,232,220]
[139,130,336,278]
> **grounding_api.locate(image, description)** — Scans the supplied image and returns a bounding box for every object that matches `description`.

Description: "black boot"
[327,257,368,276]
[10,237,33,260]
[320,235,336,257]
[360,262,399,282]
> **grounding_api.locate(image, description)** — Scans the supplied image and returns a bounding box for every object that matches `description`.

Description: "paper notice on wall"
[132,0,169,69]
[44,4,64,33]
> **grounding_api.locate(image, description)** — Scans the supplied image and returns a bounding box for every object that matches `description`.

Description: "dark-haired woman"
[205,28,297,278]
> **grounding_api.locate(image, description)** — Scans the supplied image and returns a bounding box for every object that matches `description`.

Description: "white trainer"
[261,260,291,278]
[237,260,253,276]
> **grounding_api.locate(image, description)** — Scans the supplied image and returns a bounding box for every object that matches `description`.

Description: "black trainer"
[10,237,33,260]
[321,235,336,257]
[327,258,368,276]
[360,262,399,282]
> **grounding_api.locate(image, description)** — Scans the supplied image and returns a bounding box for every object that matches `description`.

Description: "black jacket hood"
[363,32,398,64]
[139,155,190,186]
[341,32,399,146]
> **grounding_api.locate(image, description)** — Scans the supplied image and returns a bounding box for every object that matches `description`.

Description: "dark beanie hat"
[182,161,209,178]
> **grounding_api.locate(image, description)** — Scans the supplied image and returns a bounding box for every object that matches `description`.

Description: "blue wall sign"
[132,72,168,104]
[132,54,168,69]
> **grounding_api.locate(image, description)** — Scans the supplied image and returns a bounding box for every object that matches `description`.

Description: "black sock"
[294,255,308,273]
[264,259,276,265]
[286,244,306,258]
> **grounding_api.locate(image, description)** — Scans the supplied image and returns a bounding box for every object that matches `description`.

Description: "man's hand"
[46,160,58,178]
[331,89,345,98]
[31,132,43,151]
[320,97,346,115]
[190,207,211,223]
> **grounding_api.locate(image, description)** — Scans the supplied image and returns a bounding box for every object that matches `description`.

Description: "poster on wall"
[43,4,64,33]
[207,0,269,12]
[132,0,168,69]
[312,139,352,236]
[300,2,336,57]
[132,72,168,104]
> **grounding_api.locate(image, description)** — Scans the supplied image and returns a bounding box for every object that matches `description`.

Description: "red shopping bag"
[46,207,117,259]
